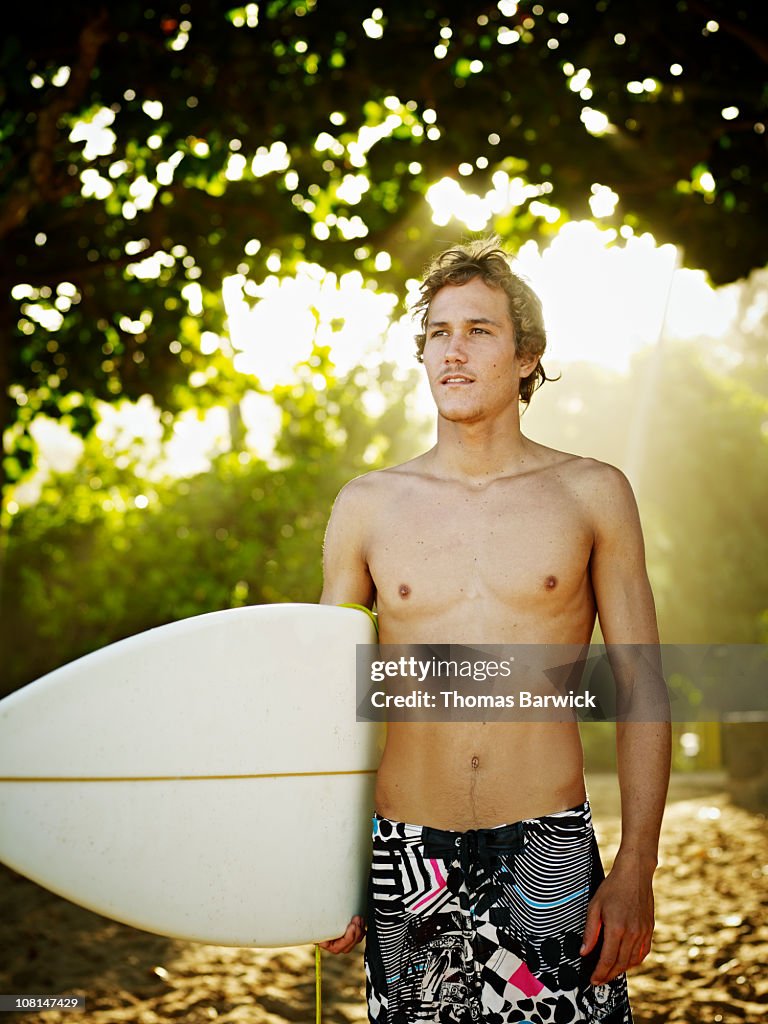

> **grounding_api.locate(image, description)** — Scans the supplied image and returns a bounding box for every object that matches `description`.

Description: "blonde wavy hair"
[413,237,552,405]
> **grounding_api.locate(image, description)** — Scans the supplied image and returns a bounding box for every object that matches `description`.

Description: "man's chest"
[366,483,594,610]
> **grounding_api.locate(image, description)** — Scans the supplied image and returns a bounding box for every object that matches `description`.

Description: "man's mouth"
[440,375,474,385]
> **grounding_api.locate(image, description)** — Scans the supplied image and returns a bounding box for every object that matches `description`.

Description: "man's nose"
[444,333,469,362]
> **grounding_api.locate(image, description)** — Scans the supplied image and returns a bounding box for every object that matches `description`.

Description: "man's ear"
[518,353,540,379]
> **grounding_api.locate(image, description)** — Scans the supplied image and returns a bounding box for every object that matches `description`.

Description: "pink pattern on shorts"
[412,858,447,910]
[509,962,545,998]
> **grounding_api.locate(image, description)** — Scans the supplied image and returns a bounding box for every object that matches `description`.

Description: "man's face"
[422,277,537,423]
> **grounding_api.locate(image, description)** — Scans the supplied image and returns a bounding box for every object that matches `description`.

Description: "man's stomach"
[374,720,587,830]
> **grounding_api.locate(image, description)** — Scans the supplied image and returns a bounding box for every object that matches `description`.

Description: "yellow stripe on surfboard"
[0,769,377,783]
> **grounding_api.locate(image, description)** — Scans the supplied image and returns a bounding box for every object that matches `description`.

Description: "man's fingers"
[591,928,650,984]
[319,936,354,954]
[589,931,620,986]
[626,933,652,970]
[318,916,366,955]
[582,871,656,984]
[579,900,602,956]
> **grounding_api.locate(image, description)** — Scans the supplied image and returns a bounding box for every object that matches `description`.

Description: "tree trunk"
[228,401,245,453]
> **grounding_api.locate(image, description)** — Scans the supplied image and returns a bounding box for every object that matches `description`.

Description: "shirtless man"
[319,239,671,1023]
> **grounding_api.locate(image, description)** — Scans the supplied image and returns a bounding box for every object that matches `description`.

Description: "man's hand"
[580,858,655,985]
[319,915,366,954]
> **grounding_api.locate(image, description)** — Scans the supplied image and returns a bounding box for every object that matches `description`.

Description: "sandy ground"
[1,773,766,1024]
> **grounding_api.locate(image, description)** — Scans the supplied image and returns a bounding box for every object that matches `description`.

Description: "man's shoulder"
[557,456,639,530]
[558,454,630,489]
[335,456,429,501]
[531,446,627,490]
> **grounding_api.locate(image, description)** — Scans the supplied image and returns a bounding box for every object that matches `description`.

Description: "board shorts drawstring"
[423,820,525,883]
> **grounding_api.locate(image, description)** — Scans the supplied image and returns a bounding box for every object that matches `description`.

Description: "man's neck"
[427,414,535,484]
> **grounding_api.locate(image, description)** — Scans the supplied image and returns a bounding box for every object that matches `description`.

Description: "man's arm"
[318,478,375,953]
[580,464,671,985]
[319,478,376,609]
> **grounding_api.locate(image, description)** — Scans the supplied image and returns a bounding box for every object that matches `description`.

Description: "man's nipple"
[398,583,411,598]
[544,575,558,590]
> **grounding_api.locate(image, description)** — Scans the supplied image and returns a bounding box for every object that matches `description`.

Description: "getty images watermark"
[355,644,768,722]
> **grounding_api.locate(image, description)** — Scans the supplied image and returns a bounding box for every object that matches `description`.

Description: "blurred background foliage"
[1,0,766,759]
[0,354,426,688]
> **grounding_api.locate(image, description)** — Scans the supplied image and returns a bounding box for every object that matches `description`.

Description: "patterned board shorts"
[364,801,633,1024]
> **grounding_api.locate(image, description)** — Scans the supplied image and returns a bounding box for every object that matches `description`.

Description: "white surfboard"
[0,603,381,947]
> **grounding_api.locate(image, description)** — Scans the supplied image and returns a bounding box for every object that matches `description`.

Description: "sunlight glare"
[513,224,680,371]
[157,407,231,476]
[69,107,116,160]
[224,265,399,388]
[665,270,739,339]
[240,391,282,464]
[423,178,736,372]
[11,417,85,507]
[427,172,549,230]
[224,274,316,388]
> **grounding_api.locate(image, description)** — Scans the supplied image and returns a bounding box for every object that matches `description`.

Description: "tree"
[1,0,765,508]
